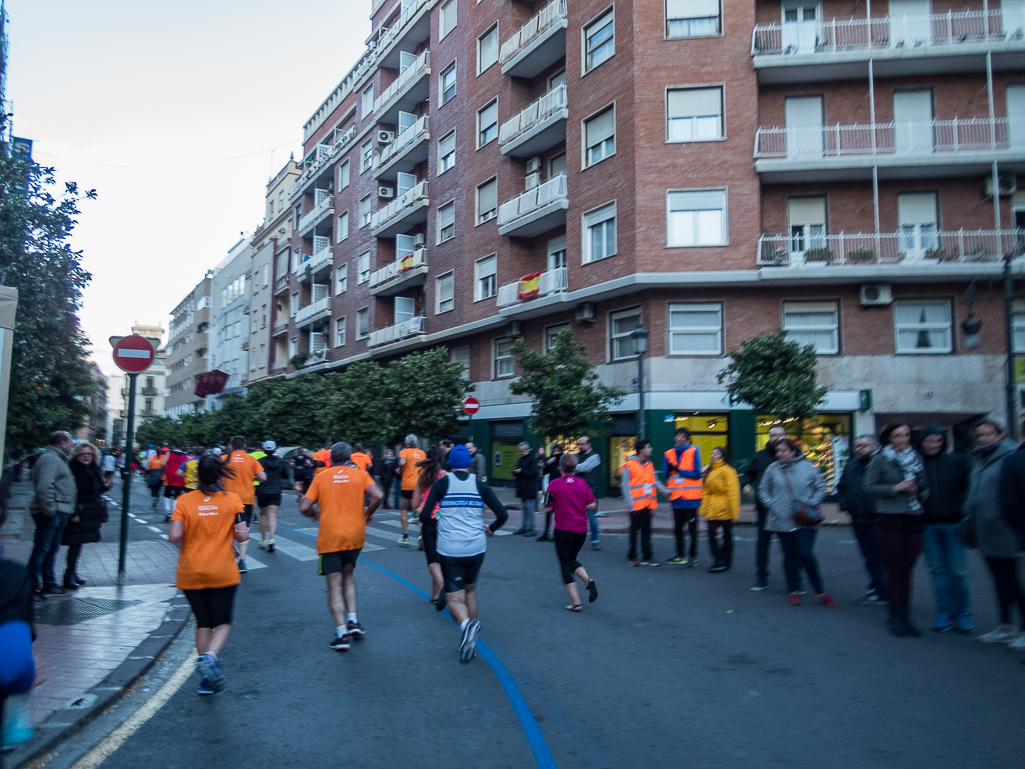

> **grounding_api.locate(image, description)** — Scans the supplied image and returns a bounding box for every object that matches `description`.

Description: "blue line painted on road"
[277,523,558,769]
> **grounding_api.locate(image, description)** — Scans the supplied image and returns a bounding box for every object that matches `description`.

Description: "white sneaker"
[1007,634,1025,651]
[978,625,1021,644]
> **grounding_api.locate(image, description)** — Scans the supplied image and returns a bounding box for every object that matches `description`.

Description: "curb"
[8,593,192,769]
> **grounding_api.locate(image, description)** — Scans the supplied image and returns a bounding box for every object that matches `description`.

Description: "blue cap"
[449,444,471,469]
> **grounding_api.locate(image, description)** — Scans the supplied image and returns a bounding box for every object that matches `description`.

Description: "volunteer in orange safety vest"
[621,439,670,566]
[662,428,703,566]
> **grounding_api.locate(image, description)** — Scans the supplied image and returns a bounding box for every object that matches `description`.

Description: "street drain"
[34,597,144,626]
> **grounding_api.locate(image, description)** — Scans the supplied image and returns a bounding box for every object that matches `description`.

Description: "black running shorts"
[439,552,485,593]
[257,492,282,508]
[319,548,362,575]
[239,505,254,526]
[163,486,185,499]
[184,585,237,629]
[421,519,440,565]
[401,489,414,501]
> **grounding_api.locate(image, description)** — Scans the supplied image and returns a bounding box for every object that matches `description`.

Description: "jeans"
[852,522,888,600]
[587,505,600,542]
[755,502,774,582]
[707,520,734,568]
[922,523,971,616]
[984,556,1025,627]
[392,477,402,508]
[519,497,536,531]
[878,529,924,618]
[673,507,699,559]
[29,513,68,590]
[777,528,824,594]
[628,508,653,561]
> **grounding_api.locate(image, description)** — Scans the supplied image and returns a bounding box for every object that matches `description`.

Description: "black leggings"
[554,530,586,584]
[707,520,734,567]
[985,556,1025,627]
[65,544,84,581]
[149,483,162,500]
[674,509,698,559]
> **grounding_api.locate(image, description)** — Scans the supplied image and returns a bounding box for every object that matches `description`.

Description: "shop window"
[756,414,851,492]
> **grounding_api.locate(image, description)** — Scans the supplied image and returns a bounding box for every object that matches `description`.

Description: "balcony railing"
[275,274,288,290]
[297,195,334,234]
[369,247,427,288]
[498,174,567,226]
[304,245,333,275]
[368,315,426,347]
[290,126,356,201]
[377,115,429,169]
[371,179,428,230]
[754,117,1025,159]
[272,359,288,372]
[757,229,1023,267]
[273,318,287,332]
[496,267,568,307]
[499,85,567,145]
[295,296,331,326]
[374,49,430,114]
[500,0,567,64]
[751,10,1024,57]
[376,0,429,53]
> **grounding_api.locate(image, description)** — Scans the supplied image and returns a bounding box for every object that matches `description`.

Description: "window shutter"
[586,108,615,145]
[667,87,721,118]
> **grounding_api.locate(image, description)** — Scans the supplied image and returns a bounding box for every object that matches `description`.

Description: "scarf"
[882,444,923,511]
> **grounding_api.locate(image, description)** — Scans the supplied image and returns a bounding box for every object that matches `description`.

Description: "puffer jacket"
[758,455,826,533]
[703,460,740,521]
[966,439,1019,558]
[30,446,76,518]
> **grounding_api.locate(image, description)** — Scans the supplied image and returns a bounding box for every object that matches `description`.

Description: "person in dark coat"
[63,443,111,590]
[836,434,887,605]
[0,497,37,752]
[512,442,540,535]
[740,423,787,591]
[537,444,565,542]
[379,449,398,509]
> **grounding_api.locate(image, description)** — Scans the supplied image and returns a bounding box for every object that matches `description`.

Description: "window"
[440,0,457,38]
[667,189,727,246]
[360,195,372,227]
[262,264,270,286]
[278,190,284,208]
[584,106,615,166]
[783,301,839,355]
[358,251,371,283]
[437,201,455,243]
[1015,311,1025,353]
[478,23,499,74]
[440,62,457,105]
[610,307,642,360]
[584,9,614,72]
[339,159,350,189]
[494,337,514,378]
[451,345,471,379]
[290,293,299,317]
[476,177,498,224]
[475,254,497,301]
[666,0,721,37]
[357,308,369,339]
[667,87,723,142]
[361,140,374,172]
[335,316,346,347]
[437,271,455,313]
[336,264,348,295]
[477,100,498,147]
[668,303,723,355]
[439,130,456,173]
[361,86,374,118]
[337,211,349,242]
[583,202,617,263]
[894,300,952,354]
[544,322,572,352]
[289,337,298,358]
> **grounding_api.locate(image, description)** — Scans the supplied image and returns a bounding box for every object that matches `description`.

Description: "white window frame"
[357,251,371,284]
[477,99,498,148]
[783,300,839,355]
[436,271,455,314]
[583,105,616,167]
[437,200,456,244]
[360,194,373,228]
[666,188,728,247]
[289,292,299,317]
[493,336,515,378]
[475,254,497,301]
[440,61,457,105]
[609,306,642,361]
[336,263,348,295]
[438,129,456,174]
[667,302,723,356]
[476,176,498,224]
[356,307,369,340]
[452,345,471,379]
[583,7,615,74]
[440,0,457,38]
[337,210,349,242]
[665,0,722,39]
[544,322,572,352]
[335,316,346,347]
[893,299,953,354]
[583,201,617,264]
[1014,311,1025,353]
[338,159,350,189]
[361,140,374,173]
[666,86,725,143]
[477,22,499,74]
[361,86,374,119]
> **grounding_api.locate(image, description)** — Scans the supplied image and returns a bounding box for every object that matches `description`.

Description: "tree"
[245,377,328,446]
[717,329,827,422]
[386,347,473,444]
[510,330,625,443]
[322,362,394,446]
[0,158,97,449]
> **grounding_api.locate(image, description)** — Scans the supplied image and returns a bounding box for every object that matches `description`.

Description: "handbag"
[98,497,109,524]
[781,467,823,527]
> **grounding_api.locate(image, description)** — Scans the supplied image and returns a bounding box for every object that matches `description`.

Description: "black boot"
[63,574,80,591]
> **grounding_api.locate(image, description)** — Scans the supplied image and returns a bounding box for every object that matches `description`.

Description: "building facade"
[75,362,108,446]
[208,239,252,406]
[166,276,213,418]
[118,323,167,435]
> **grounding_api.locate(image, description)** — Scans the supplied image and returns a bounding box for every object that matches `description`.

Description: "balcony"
[297,194,334,237]
[275,273,289,291]
[500,85,567,158]
[374,49,430,125]
[375,0,432,70]
[501,0,567,79]
[751,10,1025,84]
[272,359,288,372]
[374,115,430,180]
[498,174,568,237]
[368,315,426,347]
[272,318,288,336]
[295,296,332,327]
[371,179,429,237]
[496,267,567,308]
[140,386,159,396]
[290,127,356,201]
[370,247,428,296]
[307,349,329,365]
[301,245,333,281]
[756,229,1022,267]
[754,117,1025,182]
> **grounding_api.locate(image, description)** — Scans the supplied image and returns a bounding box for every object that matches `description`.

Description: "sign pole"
[118,372,138,580]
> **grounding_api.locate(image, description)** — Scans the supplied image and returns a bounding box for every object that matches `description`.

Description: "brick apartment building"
[271,0,1024,494]
[166,275,213,418]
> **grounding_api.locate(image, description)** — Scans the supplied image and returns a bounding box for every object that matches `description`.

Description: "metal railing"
[751,10,1024,56]
[757,229,1024,266]
[374,49,430,113]
[376,0,429,53]
[499,85,567,145]
[371,179,428,229]
[272,359,288,371]
[754,117,1025,158]
[496,267,568,307]
[378,115,429,167]
[295,296,331,325]
[369,247,427,288]
[498,174,567,226]
[297,195,334,233]
[305,245,333,274]
[368,315,426,347]
[290,126,356,200]
[273,318,287,332]
[500,0,567,64]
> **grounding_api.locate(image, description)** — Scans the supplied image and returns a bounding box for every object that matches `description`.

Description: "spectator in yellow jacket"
[703,446,741,573]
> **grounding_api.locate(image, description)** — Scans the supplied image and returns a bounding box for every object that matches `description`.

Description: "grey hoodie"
[30,445,76,519]
[966,438,1019,558]
[758,454,826,533]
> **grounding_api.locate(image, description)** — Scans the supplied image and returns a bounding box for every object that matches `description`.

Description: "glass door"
[897,192,939,260]
[782,3,820,53]
[395,296,415,325]
[787,196,827,263]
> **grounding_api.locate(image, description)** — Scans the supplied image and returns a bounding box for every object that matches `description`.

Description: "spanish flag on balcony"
[398,252,414,272]
[518,272,542,300]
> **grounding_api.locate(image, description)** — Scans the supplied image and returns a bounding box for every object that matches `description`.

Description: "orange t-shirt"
[351,452,371,472]
[172,489,243,590]
[314,449,331,476]
[147,455,164,471]
[305,464,376,553]
[400,448,426,491]
[223,451,262,505]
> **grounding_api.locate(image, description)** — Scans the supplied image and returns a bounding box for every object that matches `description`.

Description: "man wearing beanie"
[918,424,972,633]
[420,444,508,664]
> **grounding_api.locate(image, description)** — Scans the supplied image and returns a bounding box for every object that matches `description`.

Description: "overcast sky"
[7,0,371,379]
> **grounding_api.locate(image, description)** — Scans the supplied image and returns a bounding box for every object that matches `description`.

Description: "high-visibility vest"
[663,446,703,502]
[622,458,657,511]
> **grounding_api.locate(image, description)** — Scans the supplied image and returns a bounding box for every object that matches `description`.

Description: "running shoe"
[198,678,216,696]
[459,619,481,664]
[347,620,366,638]
[591,540,601,551]
[666,556,687,565]
[856,591,886,605]
[640,559,661,567]
[687,558,698,568]
[196,653,225,691]
[267,539,275,553]
[237,558,248,574]
[978,625,1022,643]
[818,592,836,608]
[40,585,66,596]
[955,613,974,635]
[1007,634,1025,652]
[535,534,551,542]
[787,592,802,606]
[330,633,351,651]
[708,565,728,573]
[435,590,447,612]
[750,580,769,591]
[398,535,410,546]
[932,611,954,632]
[258,539,267,549]
[629,559,640,567]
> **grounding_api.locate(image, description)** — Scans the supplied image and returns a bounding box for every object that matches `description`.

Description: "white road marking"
[160,534,169,540]
[365,525,406,541]
[362,543,384,552]
[267,537,318,562]
[242,554,267,570]
[147,526,161,533]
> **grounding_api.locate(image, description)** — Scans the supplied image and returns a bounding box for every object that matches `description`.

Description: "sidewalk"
[1,480,190,767]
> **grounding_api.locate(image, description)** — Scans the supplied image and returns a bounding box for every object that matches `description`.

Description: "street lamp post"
[631,326,649,440]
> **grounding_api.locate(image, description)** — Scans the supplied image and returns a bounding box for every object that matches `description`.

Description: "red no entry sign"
[463,397,481,416]
[112,335,156,374]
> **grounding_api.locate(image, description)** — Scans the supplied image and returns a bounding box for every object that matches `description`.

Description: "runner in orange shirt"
[169,454,249,695]
[313,444,332,476]
[222,436,266,574]
[398,434,426,546]
[300,442,383,652]
[350,443,372,473]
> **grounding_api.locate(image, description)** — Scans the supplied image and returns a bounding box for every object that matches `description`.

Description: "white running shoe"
[978,625,1021,644]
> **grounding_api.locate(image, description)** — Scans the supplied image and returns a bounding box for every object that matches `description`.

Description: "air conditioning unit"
[379,186,395,198]
[526,157,542,174]
[575,302,596,322]
[860,283,893,306]
[984,173,1017,198]
[413,233,425,246]
[507,321,522,336]
[378,130,396,144]
[525,172,541,190]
